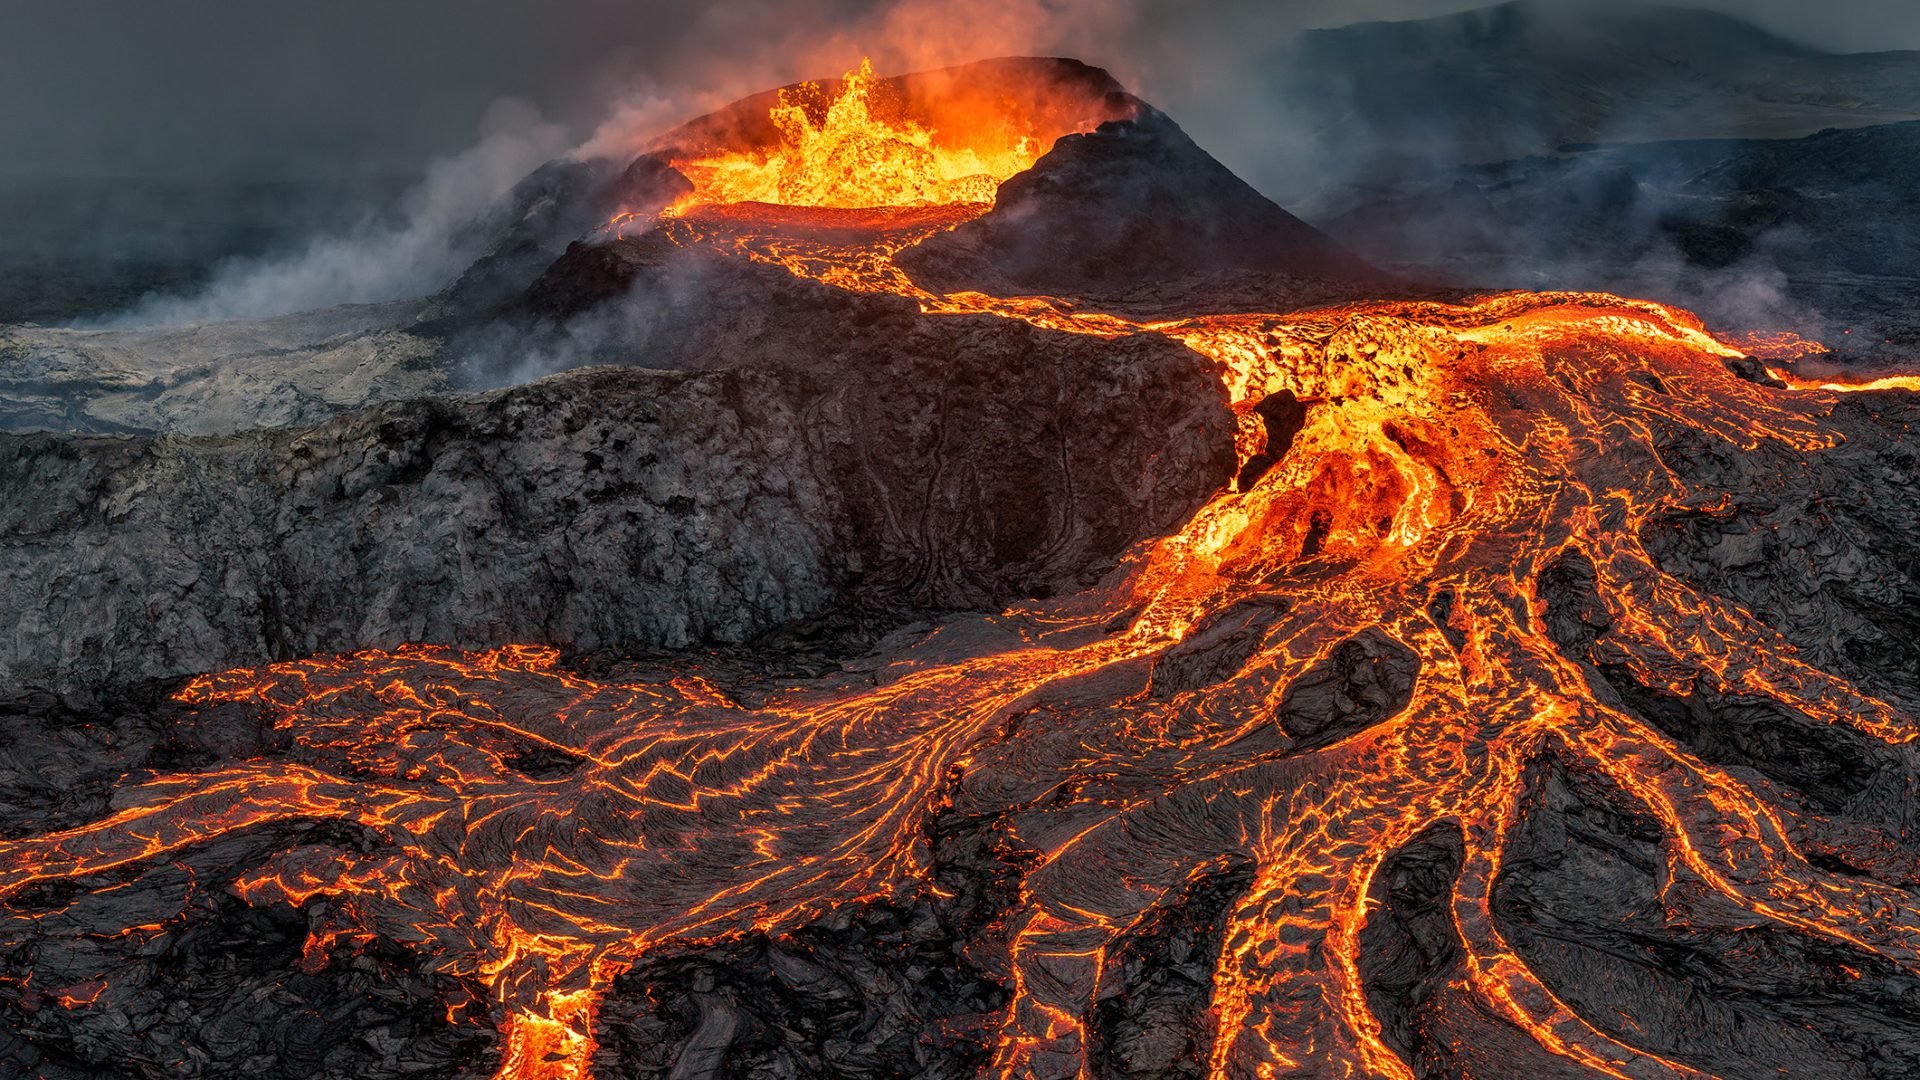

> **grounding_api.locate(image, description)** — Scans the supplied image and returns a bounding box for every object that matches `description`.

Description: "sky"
[5,0,1919,182]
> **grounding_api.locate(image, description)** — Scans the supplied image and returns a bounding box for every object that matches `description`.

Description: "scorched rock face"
[5,55,1920,1080]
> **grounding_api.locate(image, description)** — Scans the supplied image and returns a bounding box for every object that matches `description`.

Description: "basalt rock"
[898,106,1379,301]
[592,810,1032,1080]
[1357,821,1470,1075]
[0,276,1233,703]
[1638,393,1920,712]
[428,157,694,321]
[1088,862,1255,1080]
[0,821,496,1080]
[1493,756,1920,1080]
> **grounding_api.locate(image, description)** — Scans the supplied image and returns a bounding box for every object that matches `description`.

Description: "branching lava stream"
[5,63,1920,1080]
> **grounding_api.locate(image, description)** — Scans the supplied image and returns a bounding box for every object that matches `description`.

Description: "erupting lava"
[669,58,1046,210]
[6,59,1920,1080]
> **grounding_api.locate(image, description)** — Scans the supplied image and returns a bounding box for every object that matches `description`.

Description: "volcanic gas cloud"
[5,56,1920,1080]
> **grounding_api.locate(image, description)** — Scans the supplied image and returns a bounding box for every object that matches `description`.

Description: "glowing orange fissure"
[1720,328,1920,392]
[1768,369,1920,394]
[6,61,1920,1080]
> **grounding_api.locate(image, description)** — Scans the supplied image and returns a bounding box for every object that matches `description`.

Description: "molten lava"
[670,59,1046,211]
[6,60,1920,1080]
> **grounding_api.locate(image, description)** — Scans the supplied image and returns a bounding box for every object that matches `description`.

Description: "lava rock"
[898,106,1379,299]
[1494,756,1920,1079]
[1357,821,1468,1073]
[592,811,1031,1080]
[1639,394,1920,711]
[0,824,494,1080]
[0,271,1234,703]
[1089,863,1254,1080]
[1274,628,1420,750]
[1723,355,1789,388]
[428,156,693,321]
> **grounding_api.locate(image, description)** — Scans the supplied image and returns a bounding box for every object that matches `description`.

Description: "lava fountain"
[670,58,1044,209]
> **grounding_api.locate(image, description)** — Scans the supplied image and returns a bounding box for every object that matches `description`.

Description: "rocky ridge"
[0,253,1233,704]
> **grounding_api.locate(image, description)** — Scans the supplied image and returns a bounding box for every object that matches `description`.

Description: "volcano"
[5,56,1920,1080]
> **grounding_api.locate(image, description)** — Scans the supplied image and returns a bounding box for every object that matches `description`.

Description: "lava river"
[5,62,1920,1080]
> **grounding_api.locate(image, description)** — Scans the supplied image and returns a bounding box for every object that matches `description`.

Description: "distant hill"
[1321,120,1920,351]
[1267,0,1920,202]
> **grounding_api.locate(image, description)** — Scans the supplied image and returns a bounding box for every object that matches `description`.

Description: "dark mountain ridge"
[1267,0,1920,204]
[1324,118,1920,352]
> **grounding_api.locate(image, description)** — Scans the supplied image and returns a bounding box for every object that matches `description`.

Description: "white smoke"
[97,99,569,328]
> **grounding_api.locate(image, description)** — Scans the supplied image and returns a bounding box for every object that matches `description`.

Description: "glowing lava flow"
[1767,369,1920,393]
[1730,328,1920,392]
[6,68,1920,1080]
